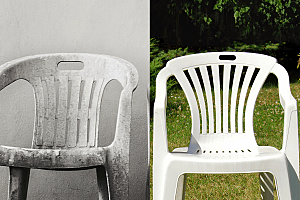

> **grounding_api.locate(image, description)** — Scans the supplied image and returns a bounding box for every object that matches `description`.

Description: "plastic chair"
[153,52,299,199]
[0,53,138,200]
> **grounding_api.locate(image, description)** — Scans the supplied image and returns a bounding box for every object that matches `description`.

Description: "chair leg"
[106,163,129,200]
[96,166,109,200]
[153,164,166,200]
[153,160,180,200]
[272,159,300,200]
[163,169,182,200]
[175,174,187,200]
[259,172,274,199]
[8,167,30,200]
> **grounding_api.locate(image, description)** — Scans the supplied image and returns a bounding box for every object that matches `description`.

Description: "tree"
[151,0,300,47]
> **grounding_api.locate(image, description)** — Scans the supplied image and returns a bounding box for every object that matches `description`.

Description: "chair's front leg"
[8,167,30,200]
[175,174,187,200]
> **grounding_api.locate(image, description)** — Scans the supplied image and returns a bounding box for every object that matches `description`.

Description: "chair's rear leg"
[175,174,187,200]
[96,166,109,200]
[8,167,30,200]
[259,172,274,199]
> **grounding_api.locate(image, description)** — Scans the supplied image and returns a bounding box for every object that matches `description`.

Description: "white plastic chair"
[0,53,138,200]
[153,52,299,199]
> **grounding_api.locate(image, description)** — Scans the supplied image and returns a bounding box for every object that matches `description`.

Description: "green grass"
[150,81,300,199]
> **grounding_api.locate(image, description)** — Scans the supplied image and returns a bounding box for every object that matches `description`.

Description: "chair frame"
[0,53,138,200]
[153,52,299,199]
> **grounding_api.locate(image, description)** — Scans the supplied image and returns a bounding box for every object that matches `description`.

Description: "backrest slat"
[200,66,214,133]
[175,70,201,138]
[222,64,231,133]
[77,77,94,147]
[230,65,243,133]
[56,75,68,147]
[188,68,207,134]
[32,77,44,146]
[237,66,255,133]
[44,76,56,147]
[245,67,270,133]
[67,76,81,147]
[88,78,104,147]
[212,65,221,133]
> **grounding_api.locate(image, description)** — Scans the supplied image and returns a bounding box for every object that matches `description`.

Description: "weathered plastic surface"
[153,52,299,200]
[0,53,138,200]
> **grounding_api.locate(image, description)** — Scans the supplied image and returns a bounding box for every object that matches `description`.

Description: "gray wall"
[0,0,149,199]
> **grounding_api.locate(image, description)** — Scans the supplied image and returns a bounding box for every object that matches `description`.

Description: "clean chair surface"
[153,52,299,200]
[0,53,138,199]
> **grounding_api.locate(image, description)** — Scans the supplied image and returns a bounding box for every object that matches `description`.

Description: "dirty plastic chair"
[153,52,299,199]
[0,53,138,200]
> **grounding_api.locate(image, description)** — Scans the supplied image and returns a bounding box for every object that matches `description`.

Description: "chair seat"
[174,133,260,156]
[198,133,259,154]
[0,145,106,169]
[171,145,282,173]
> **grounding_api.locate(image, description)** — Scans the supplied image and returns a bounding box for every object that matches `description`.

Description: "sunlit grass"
[150,81,300,200]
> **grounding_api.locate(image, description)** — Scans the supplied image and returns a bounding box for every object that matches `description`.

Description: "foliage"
[226,41,280,52]
[150,38,191,109]
[151,0,300,47]
[233,0,300,43]
[225,41,281,60]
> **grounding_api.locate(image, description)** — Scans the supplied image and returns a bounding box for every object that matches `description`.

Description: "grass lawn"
[150,80,300,199]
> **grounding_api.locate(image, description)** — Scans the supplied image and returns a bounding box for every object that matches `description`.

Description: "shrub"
[150,38,191,114]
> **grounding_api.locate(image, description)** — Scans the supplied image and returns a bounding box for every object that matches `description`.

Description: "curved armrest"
[153,68,172,155]
[271,64,297,111]
[270,63,299,176]
[270,63,298,148]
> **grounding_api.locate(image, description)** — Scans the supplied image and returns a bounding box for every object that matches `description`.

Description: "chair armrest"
[153,68,172,155]
[271,64,297,111]
[270,63,299,177]
[270,63,298,147]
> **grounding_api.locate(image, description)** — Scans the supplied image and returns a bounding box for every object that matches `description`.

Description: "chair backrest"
[159,52,277,138]
[0,53,138,149]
